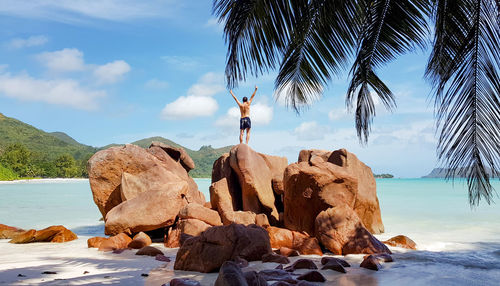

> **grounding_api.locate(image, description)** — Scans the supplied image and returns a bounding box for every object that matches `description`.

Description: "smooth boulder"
[229,144,279,223]
[9,226,77,244]
[315,206,390,255]
[128,232,152,249]
[383,235,417,250]
[104,181,188,235]
[174,224,272,273]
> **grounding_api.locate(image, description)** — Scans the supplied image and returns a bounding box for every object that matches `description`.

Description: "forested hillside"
[0,113,232,179]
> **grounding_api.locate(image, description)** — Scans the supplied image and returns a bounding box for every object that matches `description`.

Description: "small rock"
[364,253,393,263]
[284,259,317,271]
[321,256,350,267]
[136,246,163,256]
[262,253,290,264]
[167,278,202,286]
[275,247,299,257]
[155,254,171,262]
[141,273,149,277]
[258,269,295,283]
[41,271,57,275]
[321,259,346,273]
[214,261,248,286]
[243,271,267,286]
[128,232,152,249]
[383,235,417,250]
[112,249,126,254]
[17,274,26,277]
[83,271,89,274]
[360,255,381,271]
[297,271,326,282]
[104,276,111,279]
[232,256,249,268]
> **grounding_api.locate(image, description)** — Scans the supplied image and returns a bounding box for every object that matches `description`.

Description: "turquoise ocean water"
[1,178,499,284]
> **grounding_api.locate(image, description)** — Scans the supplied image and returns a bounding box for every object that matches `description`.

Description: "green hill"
[0,113,97,160]
[0,113,232,178]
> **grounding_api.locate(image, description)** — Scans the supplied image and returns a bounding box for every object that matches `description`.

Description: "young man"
[230,86,258,144]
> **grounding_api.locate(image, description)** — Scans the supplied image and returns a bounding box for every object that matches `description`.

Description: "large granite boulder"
[266,226,322,255]
[147,142,204,204]
[283,160,358,235]
[328,149,384,234]
[229,144,279,223]
[88,144,205,219]
[315,206,390,255]
[174,224,272,273]
[211,144,287,226]
[210,178,257,225]
[298,149,384,234]
[149,141,195,172]
[105,181,188,235]
[179,203,222,226]
[212,154,242,211]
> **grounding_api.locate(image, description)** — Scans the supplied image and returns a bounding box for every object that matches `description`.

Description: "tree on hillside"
[213,0,500,206]
[54,154,79,178]
[0,143,32,177]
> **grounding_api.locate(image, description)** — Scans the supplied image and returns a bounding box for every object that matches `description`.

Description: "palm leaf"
[347,0,430,143]
[426,0,500,205]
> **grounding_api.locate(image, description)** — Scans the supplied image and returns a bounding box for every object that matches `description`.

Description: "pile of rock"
[87,142,206,236]
[86,142,411,277]
[209,145,390,257]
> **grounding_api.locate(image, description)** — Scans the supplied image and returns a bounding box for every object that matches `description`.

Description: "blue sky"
[0,0,439,177]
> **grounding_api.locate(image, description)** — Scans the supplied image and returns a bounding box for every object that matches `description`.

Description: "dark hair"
[243,97,248,102]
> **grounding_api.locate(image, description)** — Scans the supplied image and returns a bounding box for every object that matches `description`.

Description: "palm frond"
[426,0,500,205]
[274,0,361,112]
[347,0,430,143]
[213,0,294,88]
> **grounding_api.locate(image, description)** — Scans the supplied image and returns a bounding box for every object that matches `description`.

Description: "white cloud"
[187,72,225,97]
[294,121,330,141]
[160,72,225,120]
[205,17,223,32]
[161,95,218,120]
[328,107,351,121]
[216,102,273,127]
[0,72,106,110]
[6,35,48,49]
[161,56,201,71]
[145,78,168,90]
[0,0,181,23]
[37,48,85,72]
[93,60,131,84]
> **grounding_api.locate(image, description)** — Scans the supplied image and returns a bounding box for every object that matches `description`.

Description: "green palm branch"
[213,0,500,206]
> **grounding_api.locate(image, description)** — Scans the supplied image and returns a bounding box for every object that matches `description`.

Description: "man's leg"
[239,129,244,144]
[246,128,251,144]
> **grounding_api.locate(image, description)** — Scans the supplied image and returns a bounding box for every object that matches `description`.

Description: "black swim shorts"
[240,117,251,130]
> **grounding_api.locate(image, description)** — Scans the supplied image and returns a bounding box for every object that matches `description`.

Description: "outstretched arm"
[230,90,241,106]
[249,85,258,103]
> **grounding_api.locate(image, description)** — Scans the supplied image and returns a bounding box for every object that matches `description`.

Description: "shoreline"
[0,178,89,184]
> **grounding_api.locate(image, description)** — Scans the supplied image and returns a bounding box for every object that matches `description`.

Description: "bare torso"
[239,102,251,118]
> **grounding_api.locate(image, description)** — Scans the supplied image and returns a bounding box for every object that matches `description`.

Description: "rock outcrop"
[281,148,387,255]
[266,226,322,255]
[174,224,272,273]
[211,144,288,226]
[87,142,206,236]
[8,225,77,244]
